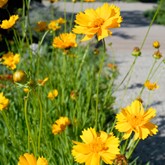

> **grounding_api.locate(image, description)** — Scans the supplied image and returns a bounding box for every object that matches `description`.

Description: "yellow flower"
[84,0,95,2]
[115,100,158,140]
[48,20,61,31]
[0,92,9,111]
[153,40,160,49]
[38,77,49,86]
[49,0,59,3]
[47,89,58,100]
[18,153,37,165]
[56,17,66,24]
[2,52,20,70]
[72,128,120,165]
[144,80,159,90]
[52,116,70,135]
[0,0,8,8]
[18,153,48,165]
[72,3,122,41]
[52,33,77,49]
[34,21,48,32]
[0,15,19,29]
[23,88,30,93]
[37,157,48,165]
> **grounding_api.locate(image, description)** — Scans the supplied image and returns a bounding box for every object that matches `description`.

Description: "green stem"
[76,46,89,79]
[95,39,106,130]
[126,139,140,159]
[24,93,36,155]
[140,0,163,50]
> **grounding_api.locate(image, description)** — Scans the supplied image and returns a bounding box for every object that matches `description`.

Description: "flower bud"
[13,70,27,84]
[132,47,141,57]
[153,50,162,59]
[153,41,160,49]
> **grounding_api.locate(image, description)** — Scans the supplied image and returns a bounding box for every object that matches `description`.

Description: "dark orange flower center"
[89,138,108,153]
[128,115,144,128]
[91,18,104,28]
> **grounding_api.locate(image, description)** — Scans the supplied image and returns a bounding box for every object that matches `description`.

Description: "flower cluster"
[52,116,70,135]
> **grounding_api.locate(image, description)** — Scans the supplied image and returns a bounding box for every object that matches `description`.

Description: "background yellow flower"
[72,3,122,41]
[0,0,8,8]
[52,33,77,49]
[0,92,9,111]
[2,52,20,70]
[0,15,19,29]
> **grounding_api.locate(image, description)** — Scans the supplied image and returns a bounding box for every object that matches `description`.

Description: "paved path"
[42,1,165,164]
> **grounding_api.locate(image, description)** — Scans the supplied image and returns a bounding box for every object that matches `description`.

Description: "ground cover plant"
[0,0,164,164]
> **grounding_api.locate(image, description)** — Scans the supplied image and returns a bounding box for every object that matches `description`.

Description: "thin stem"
[24,93,36,155]
[95,39,106,130]
[76,46,89,79]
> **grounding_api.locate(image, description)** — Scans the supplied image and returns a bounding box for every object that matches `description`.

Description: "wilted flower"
[144,80,159,90]
[2,52,20,70]
[115,100,158,140]
[72,127,120,165]
[49,0,59,3]
[131,47,141,57]
[0,92,9,111]
[72,3,122,41]
[18,153,48,165]
[34,21,48,32]
[153,40,160,49]
[47,89,58,100]
[38,77,49,86]
[153,50,162,59]
[52,33,77,49]
[52,116,70,135]
[0,15,19,29]
[0,0,8,8]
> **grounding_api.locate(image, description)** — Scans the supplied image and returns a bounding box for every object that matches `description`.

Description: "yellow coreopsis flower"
[0,0,8,8]
[2,52,20,70]
[115,100,158,140]
[0,15,19,29]
[72,128,120,165]
[56,17,66,24]
[72,3,122,41]
[52,32,77,49]
[0,92,9,111]
[52,116,70,135]
[18,153,48,165]
[48,20,61,31]
[47,89,58,100]
[144,80,159,90]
